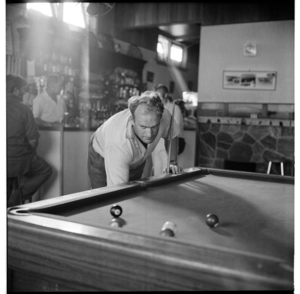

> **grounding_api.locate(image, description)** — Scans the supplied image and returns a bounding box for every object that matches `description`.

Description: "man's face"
[50,81,63,96]
[132,104,161,144]
[13,86,26,99]
[156,88,167,104]
[20,86,27,97]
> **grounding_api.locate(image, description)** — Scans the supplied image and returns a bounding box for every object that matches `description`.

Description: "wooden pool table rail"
[7,167,294,291]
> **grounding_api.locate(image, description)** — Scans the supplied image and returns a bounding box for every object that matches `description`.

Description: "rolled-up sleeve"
[32,98,40,119]
[104,144,132,187]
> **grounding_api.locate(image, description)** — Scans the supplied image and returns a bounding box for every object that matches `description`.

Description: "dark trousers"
[87,137,145,189]
[7,155,52,207]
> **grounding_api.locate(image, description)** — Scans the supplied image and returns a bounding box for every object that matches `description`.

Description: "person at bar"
[145,84,185,176]
[6,74,52,207]
[22,83,37,110]
[154,83,185,154]
[32,74,66,125]
[87,91,182,188]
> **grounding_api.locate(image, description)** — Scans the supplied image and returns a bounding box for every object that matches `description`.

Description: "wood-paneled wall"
[112,2,294,29]
[114,3,203,29]
[200,2,294,26]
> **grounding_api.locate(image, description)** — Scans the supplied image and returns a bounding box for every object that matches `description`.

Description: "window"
[27,3,53,17]
[170,44,183,63]
[63,2,85,28]
[27,2,86,28]
[157,35,169,62]
[157,42,164,55]
[156,35,186,68]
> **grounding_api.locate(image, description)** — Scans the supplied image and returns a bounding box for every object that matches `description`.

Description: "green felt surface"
[65,174,294,265]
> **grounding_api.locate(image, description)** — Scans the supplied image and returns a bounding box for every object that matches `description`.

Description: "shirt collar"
[42,90,52,99]
[125,115,135,139]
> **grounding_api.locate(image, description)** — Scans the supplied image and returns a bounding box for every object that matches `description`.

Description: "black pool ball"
[110,218,123,228]
[206,213,219,228]
[110,205,122,218]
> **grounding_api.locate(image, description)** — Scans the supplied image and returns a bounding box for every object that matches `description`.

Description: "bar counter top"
[198,116,294,127]
[37,124,197,132]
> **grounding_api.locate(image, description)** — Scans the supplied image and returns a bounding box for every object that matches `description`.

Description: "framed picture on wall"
[146,71,154,82]
[223,71,277,90]
[143,83,148,91]
[169,81,175,94]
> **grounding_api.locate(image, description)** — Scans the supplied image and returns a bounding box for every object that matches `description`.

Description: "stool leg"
[280,162,284,176]
[267,162,272,174]
[17,176,23,205]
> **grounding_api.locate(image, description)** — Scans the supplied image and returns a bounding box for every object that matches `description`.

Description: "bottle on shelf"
[51,53,57,73]
[64,57,69,75]
[59,54,65,75]
[35,51,43,75]
[68,57,73,76]
[43,52,49,74]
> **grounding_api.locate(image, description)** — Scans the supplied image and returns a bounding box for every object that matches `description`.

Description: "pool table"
[7,167,294,291]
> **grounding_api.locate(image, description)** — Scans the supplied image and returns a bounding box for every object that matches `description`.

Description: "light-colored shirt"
[149,102,185,177]
[22,92,35,109]
[92,108,180,187]
[33,90,65,123]
[164,101,184,137]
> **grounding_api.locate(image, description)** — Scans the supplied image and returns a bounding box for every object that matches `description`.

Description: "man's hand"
[163,164,183,174]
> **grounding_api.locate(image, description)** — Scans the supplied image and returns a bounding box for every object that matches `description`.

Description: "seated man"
[7,74,52,207]
[87,91,182,188]
[33,74,66,125]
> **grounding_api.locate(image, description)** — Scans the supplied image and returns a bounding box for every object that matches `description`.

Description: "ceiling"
[158,23,201,47]
[102,1,294,54]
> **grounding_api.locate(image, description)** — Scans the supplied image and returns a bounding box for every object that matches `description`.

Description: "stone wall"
[196,117,294,176]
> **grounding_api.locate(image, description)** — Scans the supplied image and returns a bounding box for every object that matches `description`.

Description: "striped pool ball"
[159,221,177,237]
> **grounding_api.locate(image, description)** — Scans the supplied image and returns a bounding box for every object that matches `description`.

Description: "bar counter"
[34,125,95,201]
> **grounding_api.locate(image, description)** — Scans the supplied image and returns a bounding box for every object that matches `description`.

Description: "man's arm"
[34,117,48,125]
[23,106,40,153]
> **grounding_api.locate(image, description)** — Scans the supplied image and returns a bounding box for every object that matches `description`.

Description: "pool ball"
[206,213,219,228]
[110,218,123,228]
[160,228,175,237]
[160,221,177,237]
[110,205,122,218]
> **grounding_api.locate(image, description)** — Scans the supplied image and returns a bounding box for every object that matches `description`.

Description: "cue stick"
[166,102,175,174]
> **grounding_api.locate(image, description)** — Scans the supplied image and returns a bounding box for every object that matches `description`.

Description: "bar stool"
[7,176,23,206]
[7,159,32,206]
[7,176,33,206]
[267,161,284,176]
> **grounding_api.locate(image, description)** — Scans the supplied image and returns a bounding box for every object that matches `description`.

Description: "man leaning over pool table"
[87,91,183,188]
